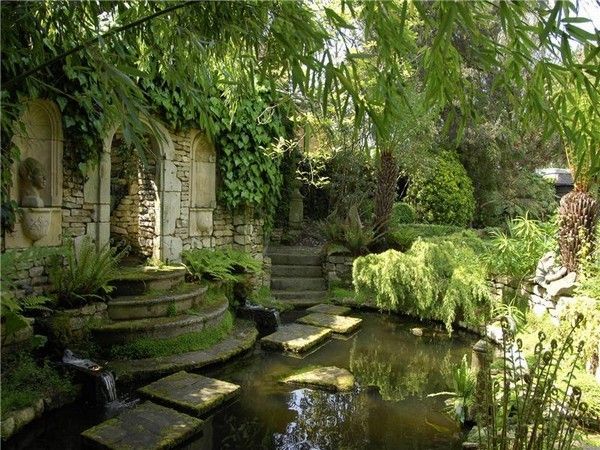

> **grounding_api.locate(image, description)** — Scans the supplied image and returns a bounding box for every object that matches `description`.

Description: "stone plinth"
[306,304,351,316]
[261,323,331,353]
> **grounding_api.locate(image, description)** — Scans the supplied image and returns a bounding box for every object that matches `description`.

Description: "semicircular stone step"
[108,283,208,320]
[110,266,187,296]
[92,296,228,345]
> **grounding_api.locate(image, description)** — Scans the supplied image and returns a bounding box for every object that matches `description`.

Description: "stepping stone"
[81,401,202,450]
[138,371,240,417]
[261,323,332,353]
[297,313,362,334]
[281,366,355,392]
[307,304,351,316]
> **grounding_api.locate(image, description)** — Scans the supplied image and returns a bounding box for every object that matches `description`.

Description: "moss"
[108,311,235,360]
[115,265,184,281]
[1,353,76,415]
[248,286,292,311]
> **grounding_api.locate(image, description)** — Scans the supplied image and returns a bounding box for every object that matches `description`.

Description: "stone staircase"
[91,266,229,346]
[268,246,327,307]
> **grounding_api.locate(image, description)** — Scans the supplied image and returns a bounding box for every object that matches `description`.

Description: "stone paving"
[260,323,332,353]
[138,371,240,417]
[81,401,203,450]
[306,304,351,316]
[281,366,355,392]
[297,312,362,334]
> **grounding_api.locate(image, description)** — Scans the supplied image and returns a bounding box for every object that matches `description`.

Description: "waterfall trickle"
[98,371,118,403]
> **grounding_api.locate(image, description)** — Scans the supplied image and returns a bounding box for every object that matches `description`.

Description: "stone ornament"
[534,251,577,300]
[18,157,52,242]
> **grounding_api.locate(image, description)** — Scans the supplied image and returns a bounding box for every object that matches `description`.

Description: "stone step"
[108,283,207,320]
[92,296,228,345]
[261,323,332,353]
[306,304,352,316]
[297,312,362,334]
[271,276,327,291]
[271,264,323,278]
[81,401,203,450]
[268,252,322,266]
[138,371,240,417]
[272,290,327,300]
[110,266,187,296]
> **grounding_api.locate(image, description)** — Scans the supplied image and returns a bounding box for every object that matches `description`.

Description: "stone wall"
[41,302,108,347]
[324,253,354,288]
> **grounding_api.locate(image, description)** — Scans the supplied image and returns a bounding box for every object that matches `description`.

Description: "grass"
[108,310,234,360]
[1,353,76,415]
[248,286,292,312]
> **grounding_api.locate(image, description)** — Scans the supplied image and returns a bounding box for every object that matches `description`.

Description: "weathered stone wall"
[324,254,354,287]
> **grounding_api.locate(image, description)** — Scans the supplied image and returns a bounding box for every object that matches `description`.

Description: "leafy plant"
[475,316,590,450]
[405,151,475,227]
[486,215,556,283]
[353,237,493,332]
[390,202,416,228]
[388,223,464,252]
[429,355,476,424]
[182,248,262,282]
[48,236,125,308]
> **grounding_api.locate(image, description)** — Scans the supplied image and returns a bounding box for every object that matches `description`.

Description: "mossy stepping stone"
[260,323,332,353]
[282,366,355,391]
[81,401,202,450]
[138,371,240,417]
[306,304,351,316]
[297,313,362,334]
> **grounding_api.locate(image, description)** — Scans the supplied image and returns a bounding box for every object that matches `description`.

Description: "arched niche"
[84,120,182,262]
[188,131,216,237]
[5,99,63,249]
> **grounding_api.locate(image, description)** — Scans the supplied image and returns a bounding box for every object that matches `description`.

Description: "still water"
[7,312,475,449]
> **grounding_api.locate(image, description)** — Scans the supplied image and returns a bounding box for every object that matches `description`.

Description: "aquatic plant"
[429,355,476,424]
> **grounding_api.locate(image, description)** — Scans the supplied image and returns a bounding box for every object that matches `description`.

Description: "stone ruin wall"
[4,109,268,297]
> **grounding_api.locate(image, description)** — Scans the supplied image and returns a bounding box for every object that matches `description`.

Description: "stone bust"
[19,157,47,207]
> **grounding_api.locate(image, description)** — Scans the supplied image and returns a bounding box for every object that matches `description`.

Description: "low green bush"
[182,248,262,282]
[405,151,475,226]
[353,237,493,332]
[388,223,464,251]
[390,202,416,227]
[1,353,75,414]
[109,310,234,359]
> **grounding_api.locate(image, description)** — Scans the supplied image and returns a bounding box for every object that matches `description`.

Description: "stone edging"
[107,320,258,383]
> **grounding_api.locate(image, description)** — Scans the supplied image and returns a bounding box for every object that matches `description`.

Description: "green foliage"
[319,214,374,256]
[182,248,262,282]
[405,151,475,226]
[48,236,124,308]
[390,202,416,227]
[388,223,464,252]
[577,231,600,299]
[248,286,292,312]
[486,215,556,282]
[476,316,588,449]
[1,353,75,415]
[429,355,476,424]
[353,237,493,332]
[109,310,234,359]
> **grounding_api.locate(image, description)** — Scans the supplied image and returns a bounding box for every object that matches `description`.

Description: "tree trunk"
[558,189,599,272]
[373,149,399,237]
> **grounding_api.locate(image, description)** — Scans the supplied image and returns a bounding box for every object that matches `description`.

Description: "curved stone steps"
[108,283,207,320]
[271,276,326,291]
[110,266,187,296]
[92,296,228,345]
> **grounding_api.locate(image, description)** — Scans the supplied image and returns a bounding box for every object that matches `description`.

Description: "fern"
[182,248,262,282]
[353,237,494,332]
[49,236,125,308]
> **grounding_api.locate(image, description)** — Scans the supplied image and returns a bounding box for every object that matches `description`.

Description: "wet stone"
[81,401,202,450]
[306,304,351,316]
[138,371,240,417]
[282,366,355,392]
[261,323,332,353]
[297,313,362,334]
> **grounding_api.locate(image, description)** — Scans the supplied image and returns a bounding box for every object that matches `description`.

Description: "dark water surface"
[7,312,475,450]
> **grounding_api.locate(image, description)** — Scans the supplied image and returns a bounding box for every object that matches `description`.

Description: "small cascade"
[98,371,118,403]
[237,302,281,335]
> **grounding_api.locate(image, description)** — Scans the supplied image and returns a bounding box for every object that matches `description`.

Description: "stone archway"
[84,121,181,262]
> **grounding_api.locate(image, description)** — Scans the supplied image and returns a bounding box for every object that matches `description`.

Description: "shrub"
[49,236,124,308]
[182,248,262,282]
[486,215,556,282]
[390,202,416,228]
[319,213,374,256]
[353,237,493,332]
[405,151,475,226]
[388,223,464,251]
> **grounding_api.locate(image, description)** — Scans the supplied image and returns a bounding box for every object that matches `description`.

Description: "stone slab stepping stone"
[297,313,362,334]
[138,371,240,417]
[81,401,202,450]
[306,304,351,316]
[281,366,355,392]
[261,323,332,353]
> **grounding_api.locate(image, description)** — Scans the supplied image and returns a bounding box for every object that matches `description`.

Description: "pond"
[7,311,476,450]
